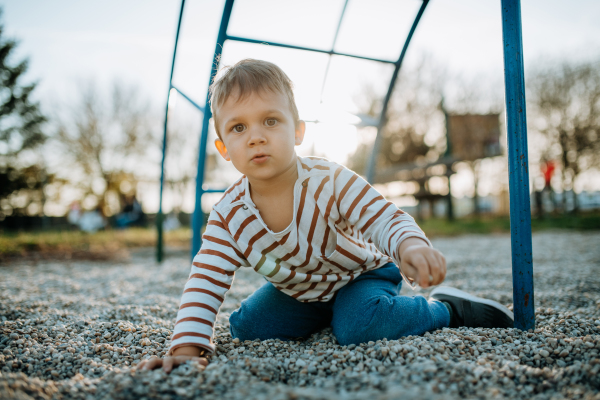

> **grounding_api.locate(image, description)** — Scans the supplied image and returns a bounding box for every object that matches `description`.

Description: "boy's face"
[214,89,305,182]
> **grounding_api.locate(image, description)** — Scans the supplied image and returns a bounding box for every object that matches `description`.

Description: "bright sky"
[2,0,600,213]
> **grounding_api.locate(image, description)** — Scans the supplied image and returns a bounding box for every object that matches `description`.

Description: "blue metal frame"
[226,35,396,65]
[365,0,429,183]
[157,0,186,263]
[501,0,535,331]
[171,85,205,113]
[190,0,236,259]
[158,0,535,331]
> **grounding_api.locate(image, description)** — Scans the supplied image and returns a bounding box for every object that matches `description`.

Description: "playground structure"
[156,0,535,331]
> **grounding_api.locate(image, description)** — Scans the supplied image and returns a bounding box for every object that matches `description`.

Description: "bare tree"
[348,55,447,174]
[163,121,200,214]
[348,56,508,218]
[54,80,158,216]
[445,76,504,215]
[528,58,600,212]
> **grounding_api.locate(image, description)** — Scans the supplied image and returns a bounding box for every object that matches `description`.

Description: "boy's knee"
[332,296,393,345]
[229,308,255,341]
[333,324,369,346]
[332,312,374,346]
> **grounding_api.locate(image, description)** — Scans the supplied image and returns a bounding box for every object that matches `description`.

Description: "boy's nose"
[247,129,267,146]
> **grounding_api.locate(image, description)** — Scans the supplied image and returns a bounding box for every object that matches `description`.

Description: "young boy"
[138,59,514,373]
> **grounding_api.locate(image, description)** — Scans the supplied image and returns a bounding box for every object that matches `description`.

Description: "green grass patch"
[0,228,191,261]
[1,212,598,261]
[421,212,600,237]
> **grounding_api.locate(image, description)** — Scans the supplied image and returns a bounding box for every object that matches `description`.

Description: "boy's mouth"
[252,154,269,164]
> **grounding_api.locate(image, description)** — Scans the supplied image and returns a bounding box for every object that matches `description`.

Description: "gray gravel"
[1,231,600,400]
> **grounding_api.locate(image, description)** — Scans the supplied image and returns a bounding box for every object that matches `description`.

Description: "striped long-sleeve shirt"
[169,156,431,355]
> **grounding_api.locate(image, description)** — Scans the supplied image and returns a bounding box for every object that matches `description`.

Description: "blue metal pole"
[157,0,186,263]
[191,0,236,259]
[501,0,535,331]
[365,0,429,183]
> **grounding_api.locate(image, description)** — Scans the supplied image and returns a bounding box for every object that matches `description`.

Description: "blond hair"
[209,59,300,138]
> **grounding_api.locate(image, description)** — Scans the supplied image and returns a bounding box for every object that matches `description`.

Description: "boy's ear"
[215,139,230,161]
[294,120,306,146]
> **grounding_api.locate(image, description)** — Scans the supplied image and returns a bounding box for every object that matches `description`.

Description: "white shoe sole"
[430,286,514,321]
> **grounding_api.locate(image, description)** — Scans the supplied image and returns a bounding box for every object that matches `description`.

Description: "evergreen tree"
[0,12,46,161]
[0,10,48,218]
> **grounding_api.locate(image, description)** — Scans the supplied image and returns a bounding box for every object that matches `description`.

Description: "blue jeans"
[229,263,450,345]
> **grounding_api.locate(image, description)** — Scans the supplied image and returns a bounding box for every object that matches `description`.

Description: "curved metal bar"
[501,0,535,331]
[157,0,186,263]
[171,85,205,113]
[319,0,350,101]
[191,0,236,259]
[225,35,396,65]
[331,0,349,49]
[365,0,429,184]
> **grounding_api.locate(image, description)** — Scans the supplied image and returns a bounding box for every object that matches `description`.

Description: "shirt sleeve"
[168,209,249,355]
[332,166,431,289]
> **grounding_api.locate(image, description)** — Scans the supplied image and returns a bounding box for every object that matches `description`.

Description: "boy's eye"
[232,124,245,133]
[265,118,277,127]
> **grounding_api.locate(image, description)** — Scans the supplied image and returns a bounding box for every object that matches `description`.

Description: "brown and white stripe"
[169,156,430,356]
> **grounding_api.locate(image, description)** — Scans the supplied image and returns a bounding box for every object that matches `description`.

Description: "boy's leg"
[229,280,332,342]
[331,263,450,346]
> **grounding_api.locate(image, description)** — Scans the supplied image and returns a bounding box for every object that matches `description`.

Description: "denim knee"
[229,308,255,341]
[332,302,380,345]
[332,320,371,346]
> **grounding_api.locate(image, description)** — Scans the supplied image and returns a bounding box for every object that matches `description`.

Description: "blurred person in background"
[116,195,145,228]
[77,206,106,233]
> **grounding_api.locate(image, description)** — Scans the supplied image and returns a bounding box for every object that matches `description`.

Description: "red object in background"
[540,161,556,187]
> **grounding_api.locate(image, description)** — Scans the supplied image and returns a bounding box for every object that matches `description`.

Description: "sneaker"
[430,286,514,329]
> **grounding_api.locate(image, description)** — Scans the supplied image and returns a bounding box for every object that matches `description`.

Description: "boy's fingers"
[400,261,416,281]
[145,358,160,370]
[401,261,421,287]
[137,359,154,370]
[163,357,174,373]
[174,356,191,366]
[188,357,209,371]
[410,255,430,288]
[138,359,149,370]
[429,250,446,285]
[137,356,210,374]
[197,357,209,366]
[425,252,443,285]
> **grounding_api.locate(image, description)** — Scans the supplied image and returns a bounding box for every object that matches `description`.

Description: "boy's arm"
[332,166,432,287]
[168,209,248,356]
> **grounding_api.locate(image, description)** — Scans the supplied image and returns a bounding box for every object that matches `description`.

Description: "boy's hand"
[136,346,209,374]
[398,238,446,288]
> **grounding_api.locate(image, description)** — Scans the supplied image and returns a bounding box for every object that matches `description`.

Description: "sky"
[2,0,600,213]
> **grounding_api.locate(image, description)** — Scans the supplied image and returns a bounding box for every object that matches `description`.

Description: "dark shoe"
[430,287,514,329]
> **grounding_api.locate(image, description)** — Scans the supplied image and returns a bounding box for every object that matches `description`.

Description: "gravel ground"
[1,231,599,400]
